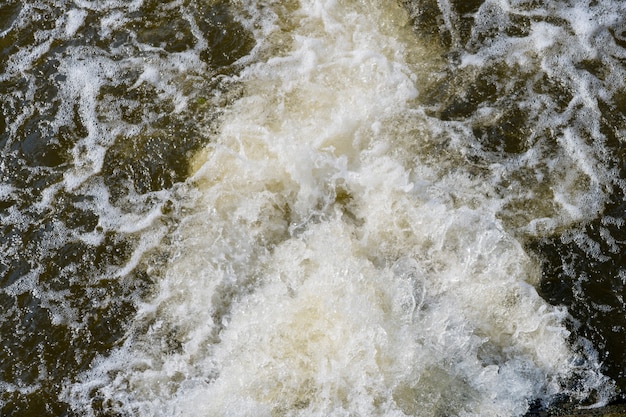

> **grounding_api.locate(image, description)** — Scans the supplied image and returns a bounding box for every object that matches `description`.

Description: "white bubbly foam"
[65,0,617,415]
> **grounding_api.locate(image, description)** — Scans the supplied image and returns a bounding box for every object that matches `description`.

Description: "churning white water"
[57,0,624,416]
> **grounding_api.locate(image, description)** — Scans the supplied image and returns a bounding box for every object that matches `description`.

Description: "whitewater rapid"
[3,0,626,415]
[58,0,619,416]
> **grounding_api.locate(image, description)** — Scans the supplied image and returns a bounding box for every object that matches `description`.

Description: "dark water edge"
[528,401,626,417]
[531,192,626,399]
[0,0,253,414]
[407,0,626,404]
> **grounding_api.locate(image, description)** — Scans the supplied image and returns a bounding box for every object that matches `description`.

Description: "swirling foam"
[64,0,616,416]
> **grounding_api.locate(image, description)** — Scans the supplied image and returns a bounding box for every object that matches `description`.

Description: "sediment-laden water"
[1,0,626,416]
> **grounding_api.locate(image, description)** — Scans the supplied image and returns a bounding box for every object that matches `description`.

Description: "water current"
[1,0,626,416]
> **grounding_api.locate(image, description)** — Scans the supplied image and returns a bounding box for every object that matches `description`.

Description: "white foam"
[0,183,15,200]
[62,0,617,416]
[65,9,88,38]
[74,0,143,13]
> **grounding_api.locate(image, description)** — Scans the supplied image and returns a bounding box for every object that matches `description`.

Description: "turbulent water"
[2,0,626,415]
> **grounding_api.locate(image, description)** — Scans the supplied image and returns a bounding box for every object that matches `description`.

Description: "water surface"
[1,0,626,415]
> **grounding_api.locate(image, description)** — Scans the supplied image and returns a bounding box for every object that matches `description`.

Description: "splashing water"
[2,0,626,416]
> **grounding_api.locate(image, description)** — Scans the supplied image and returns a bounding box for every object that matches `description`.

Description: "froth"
[65,0,615,415]
[65,9,88,37]
[162,215,578,416]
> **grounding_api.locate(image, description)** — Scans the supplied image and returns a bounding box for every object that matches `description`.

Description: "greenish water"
[1,0,626,415]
